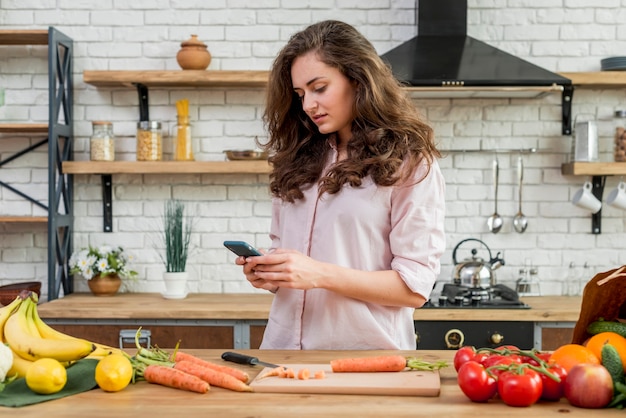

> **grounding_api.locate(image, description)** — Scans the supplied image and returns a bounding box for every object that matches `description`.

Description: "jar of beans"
[615,110,626,162]
[136,121,162,161]
[90,121,115,161]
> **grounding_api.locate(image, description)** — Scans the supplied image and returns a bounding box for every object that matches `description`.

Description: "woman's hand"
[243,249,324,291]
[234,252,279,293]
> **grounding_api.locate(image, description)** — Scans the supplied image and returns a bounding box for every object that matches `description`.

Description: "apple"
[564,363,613,408]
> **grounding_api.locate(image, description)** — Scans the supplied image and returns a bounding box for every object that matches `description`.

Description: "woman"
[236,20,445,350]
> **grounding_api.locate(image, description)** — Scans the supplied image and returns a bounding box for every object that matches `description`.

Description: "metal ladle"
[487,157,503,233]
[513,156,528,233]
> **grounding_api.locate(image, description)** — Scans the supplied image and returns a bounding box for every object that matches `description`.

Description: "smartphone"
[223,240,262,257]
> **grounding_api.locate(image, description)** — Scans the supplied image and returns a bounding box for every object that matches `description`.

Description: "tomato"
[483,353,522,368]
[497,368,543,407]
[522,351,552,367]
[472,352,492,366]
[457,361,497,403]
[453,346,476,372]
[494,345,520,352]
[540,364,567,401]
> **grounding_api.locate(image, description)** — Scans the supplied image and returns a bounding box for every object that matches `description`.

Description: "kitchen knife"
[221,351,282,369]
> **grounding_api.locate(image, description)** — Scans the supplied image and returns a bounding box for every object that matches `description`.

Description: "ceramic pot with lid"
[451,238,505,288]
[176,35,212,70]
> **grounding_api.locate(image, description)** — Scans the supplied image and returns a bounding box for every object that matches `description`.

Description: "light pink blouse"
[260,146,446,350]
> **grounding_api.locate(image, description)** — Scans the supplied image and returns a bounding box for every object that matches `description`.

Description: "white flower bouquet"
[69,245,137,280]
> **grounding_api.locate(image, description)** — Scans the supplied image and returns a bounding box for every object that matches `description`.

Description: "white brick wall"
[1,1,626,300]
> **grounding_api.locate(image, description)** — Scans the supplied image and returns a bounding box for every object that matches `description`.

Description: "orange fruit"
[584,332,626,372]
[549,343,600,372]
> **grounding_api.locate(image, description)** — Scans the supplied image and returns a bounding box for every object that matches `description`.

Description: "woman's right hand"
[235,254,278,293]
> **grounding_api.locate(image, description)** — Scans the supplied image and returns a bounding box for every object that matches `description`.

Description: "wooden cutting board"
[249,364,440,396]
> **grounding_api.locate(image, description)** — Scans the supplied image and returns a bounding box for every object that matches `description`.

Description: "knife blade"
[221,351,282,369]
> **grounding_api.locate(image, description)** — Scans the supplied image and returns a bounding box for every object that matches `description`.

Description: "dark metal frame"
[47,27,74,300]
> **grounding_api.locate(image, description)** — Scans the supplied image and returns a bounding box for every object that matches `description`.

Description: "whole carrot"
[174,360,253,392]
[174,351,250,383]
[143,364,210,394]
[330,355,407,372]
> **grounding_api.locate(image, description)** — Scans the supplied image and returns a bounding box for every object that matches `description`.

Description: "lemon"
[95,353,133,392]
[25,358,67,395]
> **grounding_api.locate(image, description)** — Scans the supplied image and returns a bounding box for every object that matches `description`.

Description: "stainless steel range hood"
[380,0,573,134]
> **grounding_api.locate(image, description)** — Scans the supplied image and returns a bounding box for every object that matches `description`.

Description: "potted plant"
[160,199,193,299]
[69,245,137,296]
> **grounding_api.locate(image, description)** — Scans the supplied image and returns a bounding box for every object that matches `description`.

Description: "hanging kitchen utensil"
[513,155,528,233]
[487,157,503,233]
[451,238,505,288]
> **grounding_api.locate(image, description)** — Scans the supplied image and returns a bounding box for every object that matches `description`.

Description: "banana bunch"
[1,291,126,377]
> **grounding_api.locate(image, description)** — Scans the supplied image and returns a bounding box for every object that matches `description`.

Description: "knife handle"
[221,351,258,365]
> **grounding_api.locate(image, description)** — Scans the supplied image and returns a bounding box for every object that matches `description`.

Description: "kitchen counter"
[4,349,621,418]
[37,293,582,322]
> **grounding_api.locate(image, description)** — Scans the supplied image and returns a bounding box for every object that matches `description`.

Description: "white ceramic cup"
[572,181,602,214]
[606,181,626,210]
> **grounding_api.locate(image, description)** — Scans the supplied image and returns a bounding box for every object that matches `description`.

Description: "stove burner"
[427,283,529,309]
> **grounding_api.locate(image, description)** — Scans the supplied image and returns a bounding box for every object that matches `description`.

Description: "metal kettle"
[452,238,505,288]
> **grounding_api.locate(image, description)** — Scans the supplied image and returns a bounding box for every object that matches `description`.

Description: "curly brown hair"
[260,20,439,203]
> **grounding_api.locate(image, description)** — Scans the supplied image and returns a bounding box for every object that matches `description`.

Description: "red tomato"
[540,364,567,402]
[457,361,498,403]
[472,352,492,366]
[453,346,476,372]
[522,351,552,367]
[494,345,520,352]
[497,368,543,407]
[486,355,524,378]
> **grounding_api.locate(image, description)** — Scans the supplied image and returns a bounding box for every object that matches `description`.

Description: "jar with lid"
[136,121,162,161]
[90,121,115,161]
[173,116,194,161]
[615,110,626,162]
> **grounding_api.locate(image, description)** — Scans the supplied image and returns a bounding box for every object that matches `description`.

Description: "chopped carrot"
[330,355,407,373]
[174,360,253,392]
[297,368,310,380]
[314,370,326,379]
[174,351,250,383]
[143,364,210,394]
[285,367,295,379]
[257,366,286,380]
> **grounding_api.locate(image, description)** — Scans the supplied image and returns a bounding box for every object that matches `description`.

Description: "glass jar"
[136,121,162,161]
[615,110,626,162]
[90,121,115,161]
[173,116,194,161]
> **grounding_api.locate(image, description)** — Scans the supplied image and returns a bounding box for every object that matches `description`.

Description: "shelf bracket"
[590,175,606,234]
[102,174,113,232]
[135,83,149,121]
[562,84,574,135]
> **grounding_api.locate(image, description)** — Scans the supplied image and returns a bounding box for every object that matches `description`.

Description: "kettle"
[452,238,505,288]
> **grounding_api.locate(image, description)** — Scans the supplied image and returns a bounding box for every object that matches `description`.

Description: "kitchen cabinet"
[0,28,74,300]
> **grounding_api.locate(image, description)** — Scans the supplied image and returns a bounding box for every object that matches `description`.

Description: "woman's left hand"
[245,249,324,291]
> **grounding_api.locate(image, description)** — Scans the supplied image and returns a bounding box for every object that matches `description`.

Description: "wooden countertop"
[5,349,621,418]
[37,293,582,322]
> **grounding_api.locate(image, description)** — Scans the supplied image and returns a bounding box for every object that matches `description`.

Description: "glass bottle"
[136,121,162,161]
[173,115,194,161]
[90,121,115,161]
[615,110,626,162]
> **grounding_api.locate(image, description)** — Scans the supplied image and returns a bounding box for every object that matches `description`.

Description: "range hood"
[380,0,573,134]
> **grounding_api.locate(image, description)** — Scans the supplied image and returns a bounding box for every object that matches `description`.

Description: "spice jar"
[173,115,194,161]
[615,110,626,162]
[136,121,162,161]
[90,121,115,161]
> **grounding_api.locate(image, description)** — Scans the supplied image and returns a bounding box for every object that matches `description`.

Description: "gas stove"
[423,283,530,309]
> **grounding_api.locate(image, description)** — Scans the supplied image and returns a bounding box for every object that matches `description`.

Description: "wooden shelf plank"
[0,216,48,223]
[62,160,272,174]
[0,123,48,134]
[559,72,626,88]
[83,70,270,88]
[561,162,626,176]
[0,29,49,45]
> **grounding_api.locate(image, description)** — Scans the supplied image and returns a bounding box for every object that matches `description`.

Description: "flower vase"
[87,274,122,296]
[162,271,188,299]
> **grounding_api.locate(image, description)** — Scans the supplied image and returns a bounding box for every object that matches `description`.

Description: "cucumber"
[601,343,625,388]
[587,319,626,338]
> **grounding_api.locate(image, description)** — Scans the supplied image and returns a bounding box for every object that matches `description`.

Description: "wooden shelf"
[0,216,47,223]
[83,70,270,88]
[561,162,626,176]
[0,29,48,45]
[62,160,272,175]
[0,123,48,134]
[559,72,626,88]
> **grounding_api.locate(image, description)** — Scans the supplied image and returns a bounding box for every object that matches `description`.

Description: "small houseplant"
[69,245,137,296]
[159,199,193,298]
